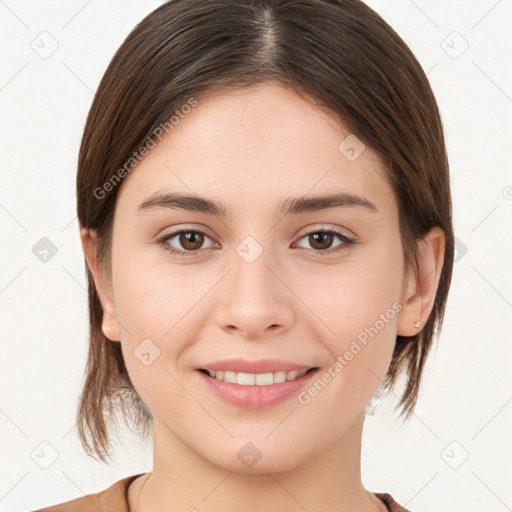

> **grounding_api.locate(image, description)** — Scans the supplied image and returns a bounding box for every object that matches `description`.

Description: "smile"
[197,366,319,409]
[200,368,313,386]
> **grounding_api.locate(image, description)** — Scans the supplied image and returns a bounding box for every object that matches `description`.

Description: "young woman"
[35,0,453,510]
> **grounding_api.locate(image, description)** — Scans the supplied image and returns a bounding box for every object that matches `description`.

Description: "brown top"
[33,473,411,511]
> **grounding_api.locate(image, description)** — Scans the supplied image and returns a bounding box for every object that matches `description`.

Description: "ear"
[397,227,445,336]
[79,226,121,341]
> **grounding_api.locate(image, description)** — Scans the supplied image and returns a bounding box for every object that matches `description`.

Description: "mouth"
[196,365,319,410]
[198,367,318,386]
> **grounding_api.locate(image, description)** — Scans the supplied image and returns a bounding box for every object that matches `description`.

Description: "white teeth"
[204,368,309,386]
[255,372,274,385]
[274,371,287,383]
[237,372,255,385]
[223,371,237,383]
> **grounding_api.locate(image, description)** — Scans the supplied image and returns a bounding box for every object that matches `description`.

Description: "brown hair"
[76,0,454,463]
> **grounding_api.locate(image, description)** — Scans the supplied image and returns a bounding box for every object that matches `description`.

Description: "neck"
[133,412,384,512]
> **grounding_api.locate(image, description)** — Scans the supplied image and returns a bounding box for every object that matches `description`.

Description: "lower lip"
[197,369,318,410]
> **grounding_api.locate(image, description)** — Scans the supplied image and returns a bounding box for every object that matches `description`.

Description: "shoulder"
[32,473,145,512]
[374,492,412,512]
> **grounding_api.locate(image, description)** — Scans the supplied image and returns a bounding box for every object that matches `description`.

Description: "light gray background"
[1,1,511,511]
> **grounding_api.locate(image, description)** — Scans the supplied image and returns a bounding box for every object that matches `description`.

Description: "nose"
[213,241,295,340]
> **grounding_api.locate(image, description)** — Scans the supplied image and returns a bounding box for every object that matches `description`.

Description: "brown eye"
[177,231,205,251]
[158,229,216,256]
[307,232,335,251]
[295,229,354,255]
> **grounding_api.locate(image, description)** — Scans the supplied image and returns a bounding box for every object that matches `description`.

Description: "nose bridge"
[215,232,294,335]
[231,233,279,300]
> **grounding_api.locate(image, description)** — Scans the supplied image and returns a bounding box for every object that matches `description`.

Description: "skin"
[81,82,445,512]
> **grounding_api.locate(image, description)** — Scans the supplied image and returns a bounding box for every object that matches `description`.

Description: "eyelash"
[156,227,355,257]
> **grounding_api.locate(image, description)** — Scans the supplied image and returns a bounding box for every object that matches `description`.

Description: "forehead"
[115,83,396,221]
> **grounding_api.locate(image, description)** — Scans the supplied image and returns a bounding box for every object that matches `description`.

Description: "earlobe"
[101,312,121,341]
[79,226,121,341]
[397,227,445,337]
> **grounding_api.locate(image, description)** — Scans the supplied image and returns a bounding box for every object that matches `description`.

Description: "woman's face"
[104,83,413,473]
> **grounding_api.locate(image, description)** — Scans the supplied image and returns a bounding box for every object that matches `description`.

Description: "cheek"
[295,275,400,419]
[110,250,200,395]
[113,274,194,420]
[298,245,403,395]
[112,242,207,342]
[304,246,402,341]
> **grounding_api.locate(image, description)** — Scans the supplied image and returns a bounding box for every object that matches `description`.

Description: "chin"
[205,441,310,476]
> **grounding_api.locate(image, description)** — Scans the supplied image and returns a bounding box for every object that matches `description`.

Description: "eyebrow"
[136,190,378,218]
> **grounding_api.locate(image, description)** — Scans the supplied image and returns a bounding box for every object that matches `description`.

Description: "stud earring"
[413,321,421,328]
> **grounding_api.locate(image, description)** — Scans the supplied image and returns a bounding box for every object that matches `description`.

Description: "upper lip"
[198,358,317,374]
